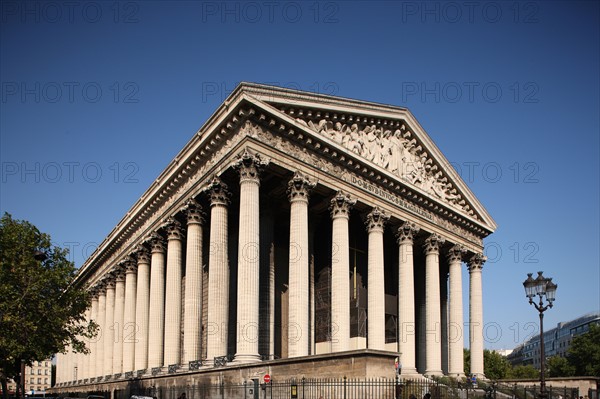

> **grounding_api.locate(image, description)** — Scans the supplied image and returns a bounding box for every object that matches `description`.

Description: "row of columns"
[57,149,486,384]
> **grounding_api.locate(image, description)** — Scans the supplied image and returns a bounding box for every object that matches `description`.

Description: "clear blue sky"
[1,1,598,351]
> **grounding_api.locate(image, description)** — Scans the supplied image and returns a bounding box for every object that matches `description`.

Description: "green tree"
[464,348,470,376]
[546,356,575,377]
[567,324,600,376]
[507,365,540,379]
[463,348,511,380]
[483,349,511,380]
[0,213,96,399]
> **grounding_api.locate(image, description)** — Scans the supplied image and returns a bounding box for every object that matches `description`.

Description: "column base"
[424,369,444,377]
[233,354,261,364]
[399,368,421,379]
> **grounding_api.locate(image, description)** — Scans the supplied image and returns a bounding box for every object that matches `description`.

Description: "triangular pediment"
[227,83,496,233]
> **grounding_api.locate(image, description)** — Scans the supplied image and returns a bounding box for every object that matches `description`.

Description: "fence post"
[344,376,347,399]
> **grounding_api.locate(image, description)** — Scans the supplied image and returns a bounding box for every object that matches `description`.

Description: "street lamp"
[523,271,557,399]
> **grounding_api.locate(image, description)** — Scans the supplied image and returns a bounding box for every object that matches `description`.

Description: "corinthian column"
[134,247,151,372]
[397,221,420,376]
[424,233,445,377]
[164,218,184,367]
[123,261,137,372]
[468,253,486,379]
[147,234,166,369]
[82,307,91,380]
[103,276,116,376]
[287,171,315,358]
[113,265,126,375]
[89,293,99,378]
[366,207,389,351]
[330,191,355,353]
[183,200,204,365]
[448,244,466,378]
[205,177,230,362]
[96,283,106,378]
[233,150,268,363]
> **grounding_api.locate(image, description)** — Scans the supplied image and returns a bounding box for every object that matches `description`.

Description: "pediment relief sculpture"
[295,117,466,211]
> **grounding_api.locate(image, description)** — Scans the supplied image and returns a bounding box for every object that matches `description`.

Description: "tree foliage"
[507,364,540,379]
[546,356,575,377]
[0,213,96,399]
[566,323,600,377]
[483,350,512,380]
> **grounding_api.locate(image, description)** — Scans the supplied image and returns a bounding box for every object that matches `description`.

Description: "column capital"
[164,217,184,241]
[447,244,467,263]
[329,191,356,219]
[424,233,445,255]
[365,207,389,233]
[396,221,420,244]
[205,176,230,206]
[110,262,125,282]
[184,198,204,225]
[118,255,135,268]
[95,279,107,294]
[105,276,116,290]
[135,245,151,264]
[125,260,138,275]
[233,149,269,184]
[287,171,316,203]
[149,233,166,254]
[468,253,486,272]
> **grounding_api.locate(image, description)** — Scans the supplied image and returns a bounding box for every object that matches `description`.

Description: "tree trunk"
[1,377,9,399]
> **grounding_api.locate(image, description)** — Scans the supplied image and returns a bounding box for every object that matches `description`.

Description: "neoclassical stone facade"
[55,83,496,388]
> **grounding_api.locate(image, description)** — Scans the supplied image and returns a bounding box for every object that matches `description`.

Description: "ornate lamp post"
[523,272,557,399]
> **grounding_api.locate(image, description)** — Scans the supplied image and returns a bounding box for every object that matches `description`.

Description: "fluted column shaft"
[164,220,184,367]
[96,288,106,378]
[330,192,355,353]
[104,280,116,376]
[89,295,98,378]
[448,245,466,377]
[469,253,486,378]
[206,178,230,361]
[287,172,314,357]
[234,151,266,363]
[366,208,389,351]
[63,346,69,382]
[82,308,91,380]
[147,236,166,369]
[424,234,445,376]
[183,202,203,364]
[134,249,151,371]
[123,263,137,372]
[397,222,419,376]
[113,271,126,374]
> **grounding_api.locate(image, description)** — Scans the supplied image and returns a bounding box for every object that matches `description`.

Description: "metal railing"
[114,377,493,399]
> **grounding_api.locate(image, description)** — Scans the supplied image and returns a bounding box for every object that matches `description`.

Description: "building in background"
[2,359,52,395]
[507,312,600,368]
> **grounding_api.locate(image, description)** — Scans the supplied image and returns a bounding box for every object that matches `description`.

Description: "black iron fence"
[115,377,495,399]
[494,383,580,399]
[55,378,582,399]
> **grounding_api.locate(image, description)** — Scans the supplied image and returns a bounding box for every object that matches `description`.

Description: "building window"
[38,369,41,375]
[44,378,48,384]
[45,370,48,375]
[30,369,34,374]
[37,378,41,384]
[30,378,34,384]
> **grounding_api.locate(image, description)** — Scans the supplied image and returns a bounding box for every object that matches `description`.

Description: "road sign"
[264,374,271,383]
